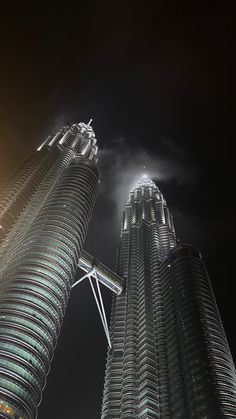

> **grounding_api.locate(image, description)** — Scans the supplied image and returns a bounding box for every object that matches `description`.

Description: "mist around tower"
[98,136,197,220]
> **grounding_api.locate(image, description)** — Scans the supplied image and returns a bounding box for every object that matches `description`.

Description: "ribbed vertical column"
[160,255,185,417]
[101,292,126,419]
[153,271,171,418]
[136,224,159,419]
[161,245,236,418]
[101,224,130,419]
[0,157,99,419]
[148,222,170,419]
[121,226,138,419]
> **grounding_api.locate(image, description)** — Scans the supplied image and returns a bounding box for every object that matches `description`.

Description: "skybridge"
[73,250,124,348]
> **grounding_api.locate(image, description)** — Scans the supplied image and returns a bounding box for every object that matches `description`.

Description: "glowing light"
[37,139,47,151]
[142,173,148,178]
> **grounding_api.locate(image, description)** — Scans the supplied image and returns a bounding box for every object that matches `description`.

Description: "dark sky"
[0,3,235,418]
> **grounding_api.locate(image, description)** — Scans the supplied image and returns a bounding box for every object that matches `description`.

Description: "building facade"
[101,176,236,418]
[0,122,99,419]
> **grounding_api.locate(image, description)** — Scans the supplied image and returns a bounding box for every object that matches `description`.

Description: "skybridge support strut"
[72,269,112,349]
[89,275,112,349]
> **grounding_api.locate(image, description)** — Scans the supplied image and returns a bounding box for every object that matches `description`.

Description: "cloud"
[98,136,197,218]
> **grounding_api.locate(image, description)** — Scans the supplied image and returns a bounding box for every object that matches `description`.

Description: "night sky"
[0,3,235,418]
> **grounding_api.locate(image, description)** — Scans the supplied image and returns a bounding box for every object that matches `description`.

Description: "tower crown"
[131,174,159,192]
[37,121,98,162]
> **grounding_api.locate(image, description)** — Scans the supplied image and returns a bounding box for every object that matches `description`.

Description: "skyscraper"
[101,175,236,418]
[0,122,100,419]
[1,124,236,419]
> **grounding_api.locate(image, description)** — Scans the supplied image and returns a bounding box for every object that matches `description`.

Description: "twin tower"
[0,122,236,418]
